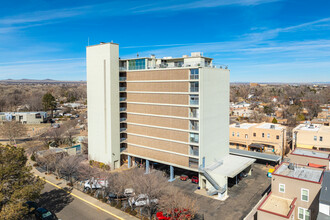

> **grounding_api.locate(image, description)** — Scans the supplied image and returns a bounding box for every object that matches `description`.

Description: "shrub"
[30,154,36,161]
[125,207,131,213]
[99,162,105,169]
[115,201,122,209]
[89,160,94,166]
[110,201,116,207]
[130,210,137,216]
[102,197,108,203]
[104,165,110,171]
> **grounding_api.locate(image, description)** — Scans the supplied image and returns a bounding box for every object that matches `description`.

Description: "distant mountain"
[0,79,86,84]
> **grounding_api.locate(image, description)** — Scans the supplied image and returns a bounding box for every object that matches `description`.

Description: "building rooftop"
[259,194,295,217]
[292,148,330,159]
[256,123,284,130]
[274,163,323,183]
[320,171,330,206]
[230,123,256,129]
[208,155,255,178]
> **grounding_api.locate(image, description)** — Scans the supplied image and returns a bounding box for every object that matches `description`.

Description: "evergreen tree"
[272,117,278,124]
[0,145,44,219]
[42,93,56,118]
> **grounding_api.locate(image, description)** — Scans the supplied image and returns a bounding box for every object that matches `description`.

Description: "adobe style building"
[257,162,324,220]
[287,148,330,170]
[229,122,287,156]
[293,123,330,151]
[87,42,254,198]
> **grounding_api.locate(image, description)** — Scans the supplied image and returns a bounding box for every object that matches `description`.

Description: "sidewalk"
[32,165,138,220]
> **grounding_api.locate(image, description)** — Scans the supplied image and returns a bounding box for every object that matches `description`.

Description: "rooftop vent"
[235,123,240,128]
[100,42,106,44]
[183,55,189,58]
[309,124,314,129]
[270,124,275,129]
[150,54,156,59]
[288,163,295,170]
[191,52,202,57]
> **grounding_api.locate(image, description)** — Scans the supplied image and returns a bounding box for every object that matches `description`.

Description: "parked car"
[156,212,171,220]
[191,176,199,184]
[180,175,189,181]
[128,194,158,207]
[35,208,58,220]
[84,178,108,191]
[24,201,38,214]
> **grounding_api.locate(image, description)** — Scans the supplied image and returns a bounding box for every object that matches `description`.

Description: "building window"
[190,95,199,105]
[190,133,199,143]
[232,132,235,137]
[320,136,323,141]
[262,133,264,138]
[276,135,279,140]
[245,134,248,139]
[267,133,270,138]
[279,184,285,193]
[301,188,309,202]
[189,146,199,156]
[128,59,146,70]
[237,132,240,137]
[253,133,256,137]
[298,207,310,220]
[190,82,199,92]
[190,69,199,79]
[314,136,317,141]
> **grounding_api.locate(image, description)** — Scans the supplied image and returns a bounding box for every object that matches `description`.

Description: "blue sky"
[0,0,329,82]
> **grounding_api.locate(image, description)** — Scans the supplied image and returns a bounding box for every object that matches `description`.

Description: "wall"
[199,67,230,167]
[288,154,329,169]
[87,43,120,168]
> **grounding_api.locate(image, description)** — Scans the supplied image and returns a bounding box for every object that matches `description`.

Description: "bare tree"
[0,121,27,145]
[160,187,199,219]
[58,155,84,184]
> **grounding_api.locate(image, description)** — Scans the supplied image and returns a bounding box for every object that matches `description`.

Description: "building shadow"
[39,187,74,213]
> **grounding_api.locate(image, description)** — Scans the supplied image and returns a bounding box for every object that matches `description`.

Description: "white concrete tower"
[86,43,120,168]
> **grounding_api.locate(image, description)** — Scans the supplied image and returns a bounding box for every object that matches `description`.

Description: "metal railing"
[119,87,126,91]
[190,111,199,118]
[190,74,199,80]
[190,137,199,143]
[120,107,126,112]
[120,97,126,101]
[145,63,228,70]
[119,67,127,71]
[119,77,126,81]
[120,117,127,122]
[190,124,199,131]
[190,87,199,92]
[120,138,127,142]
[190,100,199,105]
[120,127,127,132]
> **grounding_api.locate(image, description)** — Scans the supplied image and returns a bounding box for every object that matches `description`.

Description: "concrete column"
[128,155,131,168]
[168,165,175,182]
[145,159,150,174]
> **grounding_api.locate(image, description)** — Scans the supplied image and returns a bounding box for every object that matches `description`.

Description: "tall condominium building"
[87,42,254,198]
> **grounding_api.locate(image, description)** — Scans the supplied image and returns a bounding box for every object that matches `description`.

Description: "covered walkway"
[229,148,281,163]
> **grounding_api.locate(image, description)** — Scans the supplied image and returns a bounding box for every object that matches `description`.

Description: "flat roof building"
[288,148,330,170]
[229,122,287,156]
[293,123,330,151]
[87,42,253,198]
[258,162,324,220]
[0,112,47,124]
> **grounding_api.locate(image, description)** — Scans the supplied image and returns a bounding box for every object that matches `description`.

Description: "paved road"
[39,182,117,220]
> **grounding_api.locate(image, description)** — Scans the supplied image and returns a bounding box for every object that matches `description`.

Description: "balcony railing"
[190,74,199,80]
[190,124,199,131]
[190,149,199,156]
[120,117,127,122]
[120,138,127,142]
[119,67,127,71]
[119,77,126,81]
[190,111,199,118]
[120,97,126,102]
[145,63,228,70]
[190,100,199,105]
[190,87,199,92]
[119,87,126,91]
[190,137,199,143]
[120,127,127,132]
[120,107,126,112]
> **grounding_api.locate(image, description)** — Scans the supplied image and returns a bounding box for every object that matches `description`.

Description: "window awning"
[308,163,326,168]
[249,143,264,149]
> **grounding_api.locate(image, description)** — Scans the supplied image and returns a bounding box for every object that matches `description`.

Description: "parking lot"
[170,163,271,220]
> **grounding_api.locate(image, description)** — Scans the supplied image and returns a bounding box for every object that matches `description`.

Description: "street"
[39,182,117,220]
